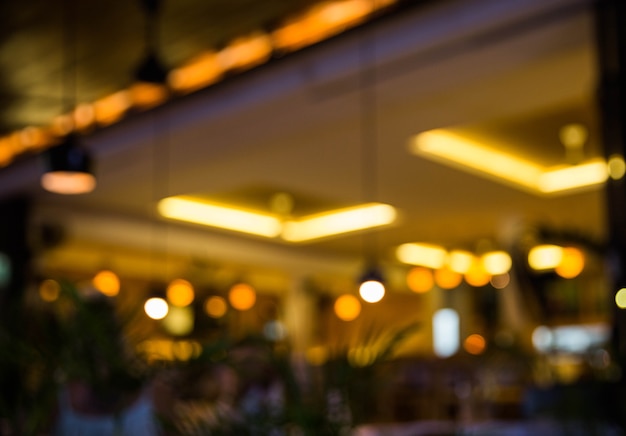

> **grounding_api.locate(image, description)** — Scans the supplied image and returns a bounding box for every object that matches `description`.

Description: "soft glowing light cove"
[281,203,396,242]
[433,308,460,358]
[159,197,396,242]
[158,197,282,238]
[411,130,609,195]
[538,160,608,193]
[396,243,447,269]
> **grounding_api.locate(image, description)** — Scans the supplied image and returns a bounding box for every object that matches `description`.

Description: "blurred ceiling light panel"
[411,130,610,195]
[282,203,396,242]
[528,244,563,271]
[481,251,512,275]
[396,243,447,269]
[159,196,283,238]
[538,159,608,194]
[411,130,541,191]
[447,250,474,274]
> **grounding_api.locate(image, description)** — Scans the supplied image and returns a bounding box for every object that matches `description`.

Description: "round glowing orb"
[334,294,361,321]
[39,279,61,302]
[229,283,256,311]
[465,260,490,287]
[490,273,510,289]
[555,247,585,279]
[204,296,228,318]
[162,306,194,336]
[435,267,462,289]
[92,270,120,297]
[144,297,169,320]
[407,267,433,293]
[481,251,512,275]
[359,280,385,303]
[616,288,626,309]
[608,154,626,180]
[166,279,195,307]
[306,345,329,366]
[464,334,487,355]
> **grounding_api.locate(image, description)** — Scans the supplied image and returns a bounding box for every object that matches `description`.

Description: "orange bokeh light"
[435,267,462,289]
[555,247,585,279]
[229,283,256,311]
[407,267,433,293]
[464,334,486,355]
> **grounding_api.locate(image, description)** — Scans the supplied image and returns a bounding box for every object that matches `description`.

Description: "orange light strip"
[2,0,397,170]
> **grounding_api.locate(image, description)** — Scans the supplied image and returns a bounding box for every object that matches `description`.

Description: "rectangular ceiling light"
[281,203,397,242]
[158,196,283,238]
[396,242,448,269]
[410,130,609,195]
[538,159,608,193]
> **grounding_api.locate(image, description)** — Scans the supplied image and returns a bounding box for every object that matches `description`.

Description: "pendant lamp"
[41,135,96,194]
[356,30,386,302]
[41,0,96,194]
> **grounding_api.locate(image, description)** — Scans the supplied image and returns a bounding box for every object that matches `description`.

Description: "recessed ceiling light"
[410,129,608,195]
[158,196,397,243]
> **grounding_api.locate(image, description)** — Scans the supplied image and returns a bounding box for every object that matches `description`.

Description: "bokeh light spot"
[359,280,385,303]
[39,279,61,302]
[204,296,228,318]
[407,267,433,293]
[166,279,195,307]
[334,294,361,321]
[435,267,462,289]
[145,297,169,320]
[229,283,256,311]
[464,334,487,355]
[555,247,585,279]
[92,270,120,297]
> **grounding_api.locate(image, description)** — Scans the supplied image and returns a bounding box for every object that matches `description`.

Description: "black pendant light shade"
[135,51,169,84]
[41,134,96,194]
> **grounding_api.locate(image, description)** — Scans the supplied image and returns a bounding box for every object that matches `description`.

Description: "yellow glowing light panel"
[158,196,283,238]
[159,197,396,243]
[281,203,397,242]
[411,130,609,195]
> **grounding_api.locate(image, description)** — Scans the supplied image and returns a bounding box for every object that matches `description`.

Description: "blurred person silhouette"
[52,289,160,435]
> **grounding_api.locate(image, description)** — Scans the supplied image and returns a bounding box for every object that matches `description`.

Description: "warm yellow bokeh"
[435,267,462,289]
[229,283,256,311]
[334,294,361,321]
[204,296,228,318]
[465,260,491,287]
[555,247,585,279]
[166,279,195,307]
[93,270,120,297]
[407,267,433,293]
[39,279,61,302]
[464,334,487,355]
